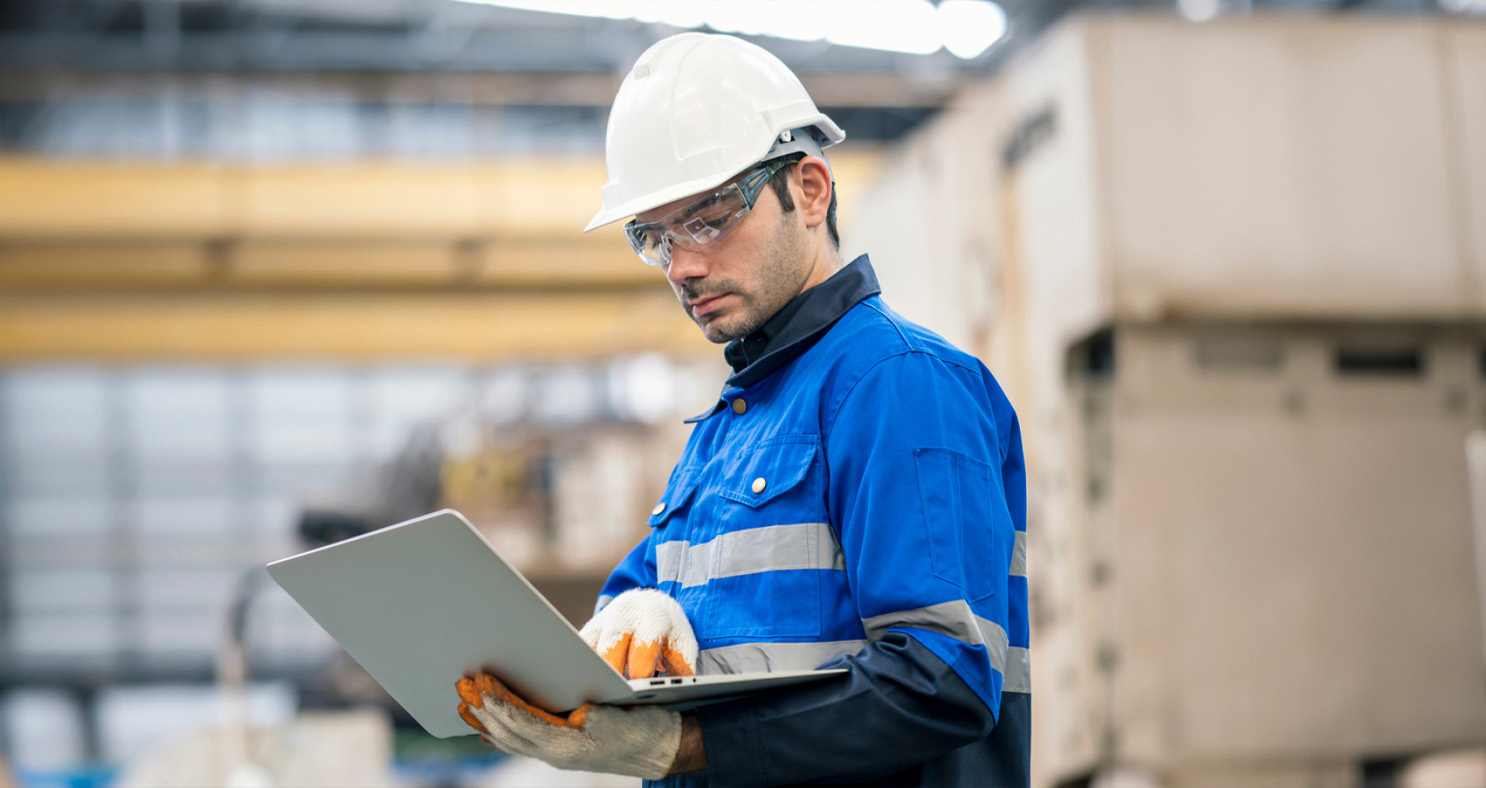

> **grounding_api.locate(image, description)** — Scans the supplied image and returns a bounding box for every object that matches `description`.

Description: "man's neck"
[799,246,844,295]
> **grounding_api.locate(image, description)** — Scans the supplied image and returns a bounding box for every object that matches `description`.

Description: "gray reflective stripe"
[655,540,712,587]
[594,595,614,616]
[698,640,867,675]
[863,599,1008,653]
[682,540,710,587]
[1011,531,1027,578]
[716,523,844,579]
[1004,646,1031,694]
[655,541,686,586]
[702,637,1031,695]
[701,635,1032,696]
[655,523,844,588]
[863,599,1011,680]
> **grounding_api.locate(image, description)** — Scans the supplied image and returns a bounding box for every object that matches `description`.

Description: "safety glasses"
[623,157,797,267]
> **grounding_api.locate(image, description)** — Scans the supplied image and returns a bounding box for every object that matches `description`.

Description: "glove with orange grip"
[579,588,698,679]
[455,588,698,778]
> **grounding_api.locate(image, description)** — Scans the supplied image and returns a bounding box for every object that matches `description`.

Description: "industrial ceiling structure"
[0,0,1476,159]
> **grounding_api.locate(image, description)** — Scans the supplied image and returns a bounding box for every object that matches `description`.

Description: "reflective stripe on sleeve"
[594,594,614,615]
[655,523,844,588]
[698,639,867,674]
[863,600,1007,654]
[863,600,1030,694]
[1011,531,1027,578]
[700,634,1031,694]
[1004,646,1031,694]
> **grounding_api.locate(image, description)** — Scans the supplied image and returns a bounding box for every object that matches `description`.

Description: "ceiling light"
[1178,0,1222,22]
[457,0,1009,57]
[938,0,1009,59]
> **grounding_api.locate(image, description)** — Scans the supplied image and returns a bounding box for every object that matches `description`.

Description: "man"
[456,32,1029,787]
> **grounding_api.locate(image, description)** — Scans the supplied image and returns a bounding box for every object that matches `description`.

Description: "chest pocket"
[648,466,701,530]
[703,437,833,641]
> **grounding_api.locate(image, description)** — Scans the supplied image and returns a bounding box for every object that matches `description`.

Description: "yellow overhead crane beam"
[0,152,882,360]
[0,157,657,288]
[0,157,630,239]
[0,290,703,361]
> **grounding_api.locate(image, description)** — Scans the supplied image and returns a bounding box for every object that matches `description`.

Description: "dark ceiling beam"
[0,69,963,108]
[0,30,619,71]
[0,0,1054,75]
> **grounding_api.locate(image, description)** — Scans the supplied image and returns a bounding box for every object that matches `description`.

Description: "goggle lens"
[622,159,794,267]
[625,224,671,266]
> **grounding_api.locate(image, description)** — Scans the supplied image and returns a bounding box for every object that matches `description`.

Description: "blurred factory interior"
[1,0,1485,786]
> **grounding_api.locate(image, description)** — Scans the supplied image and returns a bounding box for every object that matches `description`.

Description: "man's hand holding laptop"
[455,588,699,778]
[577,588,699,679]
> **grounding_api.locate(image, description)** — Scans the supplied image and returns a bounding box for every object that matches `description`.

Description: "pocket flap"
[648,466,701,527]
[719,437,818,509]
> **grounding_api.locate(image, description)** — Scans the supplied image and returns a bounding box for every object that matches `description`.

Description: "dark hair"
[766,154,840,250]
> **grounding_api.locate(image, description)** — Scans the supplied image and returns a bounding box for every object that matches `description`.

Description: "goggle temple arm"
[762,126,833,180]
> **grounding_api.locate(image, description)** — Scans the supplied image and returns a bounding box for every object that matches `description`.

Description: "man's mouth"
[690,293,729,316]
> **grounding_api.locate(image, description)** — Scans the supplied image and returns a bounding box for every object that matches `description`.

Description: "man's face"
[637,172,812,344]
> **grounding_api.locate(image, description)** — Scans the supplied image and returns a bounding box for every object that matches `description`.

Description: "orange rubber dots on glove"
[456,672,681,779]
[578,588,698,679]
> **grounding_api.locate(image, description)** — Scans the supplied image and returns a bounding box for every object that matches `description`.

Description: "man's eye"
[692,206,736,229]
[683,195,723,217]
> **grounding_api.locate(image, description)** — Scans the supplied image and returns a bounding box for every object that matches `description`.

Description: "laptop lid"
[266,509,844,738]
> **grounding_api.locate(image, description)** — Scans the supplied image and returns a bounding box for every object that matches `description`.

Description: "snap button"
[652,502,666,516]
[752,477,767,494]
[731,398,747,415]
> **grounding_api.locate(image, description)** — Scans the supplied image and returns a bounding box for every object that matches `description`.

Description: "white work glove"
[579,588,698,678]
[456,673,682,779]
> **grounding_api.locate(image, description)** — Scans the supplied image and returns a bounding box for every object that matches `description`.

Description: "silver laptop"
[267,509,847,738]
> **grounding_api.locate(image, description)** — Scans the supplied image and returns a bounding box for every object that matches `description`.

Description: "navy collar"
[685,254,881,423]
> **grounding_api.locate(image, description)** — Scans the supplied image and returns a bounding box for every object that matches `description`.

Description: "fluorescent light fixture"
[938,0,1008,59]
[1440,0,1486,12]
[1177,0,1222,22]
[458,0,1009,59]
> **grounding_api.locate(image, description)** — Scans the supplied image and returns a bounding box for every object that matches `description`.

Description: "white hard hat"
[585,32,846,232]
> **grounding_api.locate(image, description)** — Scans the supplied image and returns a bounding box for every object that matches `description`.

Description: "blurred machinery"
[849,12,1486,788]
[0,353,725,783]
[288,363,714,625]
[220,357,721,779]
[112,708,395,788]
[0,356,721,786]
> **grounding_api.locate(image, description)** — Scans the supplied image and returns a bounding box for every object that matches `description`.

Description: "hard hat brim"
[584,171,741,233]
[584,115,845,233]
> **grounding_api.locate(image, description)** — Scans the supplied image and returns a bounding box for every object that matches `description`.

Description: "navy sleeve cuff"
[694,632,994,787]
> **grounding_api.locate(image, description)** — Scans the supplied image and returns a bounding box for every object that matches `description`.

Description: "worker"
[456,32,1029,787]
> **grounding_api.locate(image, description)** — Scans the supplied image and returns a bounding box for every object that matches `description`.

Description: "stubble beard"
[688,216,812,344]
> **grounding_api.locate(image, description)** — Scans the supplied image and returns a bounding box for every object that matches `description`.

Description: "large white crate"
[851,15,1486,361]
[1095,16,1468,323]
[1451,24,1486,317]
[1039,324,1486,784]
[844,14,1486,787]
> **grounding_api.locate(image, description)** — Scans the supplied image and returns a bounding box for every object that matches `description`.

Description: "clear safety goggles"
[623,157,798,267]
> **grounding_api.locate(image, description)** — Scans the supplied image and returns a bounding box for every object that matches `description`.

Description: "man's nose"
[664,244,710,285]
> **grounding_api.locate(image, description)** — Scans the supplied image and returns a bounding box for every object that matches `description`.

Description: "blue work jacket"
[598,261,1029,787]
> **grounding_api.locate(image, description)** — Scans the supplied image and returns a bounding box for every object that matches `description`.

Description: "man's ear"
[795,156,833,231]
